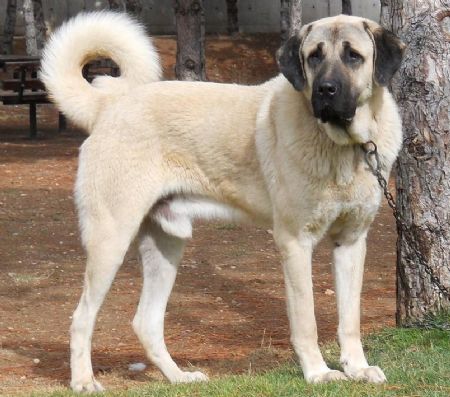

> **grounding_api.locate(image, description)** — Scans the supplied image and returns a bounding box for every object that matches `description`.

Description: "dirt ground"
[0,35,396,395]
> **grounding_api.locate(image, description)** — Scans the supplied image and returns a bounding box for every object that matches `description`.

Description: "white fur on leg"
[70,297,105,393]
[333,235,386,384]
[71,377,104,394]
[292,338,347,384]
[338,336,387,382]
[70,219,137,393]
[171,371,209,383]
[275,233,346,383]
[133,222,208,383]
[342,363,386,383]
[307,369,348,384]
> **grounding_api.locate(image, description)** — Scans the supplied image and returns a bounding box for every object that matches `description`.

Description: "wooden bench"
[0,55,66,138]
[0,56,119,138]
[83,59,121,80]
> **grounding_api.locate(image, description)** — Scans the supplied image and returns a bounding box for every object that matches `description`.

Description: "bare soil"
[0,35,396,395]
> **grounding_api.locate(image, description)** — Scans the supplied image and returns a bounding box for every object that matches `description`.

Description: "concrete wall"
[0,0,381,36]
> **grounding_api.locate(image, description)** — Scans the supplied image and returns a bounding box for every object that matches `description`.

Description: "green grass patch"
[32,328,450,397]
[406,310,450,331]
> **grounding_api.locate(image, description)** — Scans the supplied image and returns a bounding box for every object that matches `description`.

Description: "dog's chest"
[303,173,382,242]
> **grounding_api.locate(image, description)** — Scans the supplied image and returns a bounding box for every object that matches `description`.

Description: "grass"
[31,327,450,397]
[406,310,450,331]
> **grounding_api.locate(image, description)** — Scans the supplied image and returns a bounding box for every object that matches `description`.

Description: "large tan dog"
[40,12,404,393]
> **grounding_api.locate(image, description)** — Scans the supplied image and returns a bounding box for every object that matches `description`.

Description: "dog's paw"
[71,377,105,394]
[345,366,387,383]
[172,370,209,384]
[307,369,348,384]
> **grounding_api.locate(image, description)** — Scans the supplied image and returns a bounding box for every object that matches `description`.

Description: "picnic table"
[0,55,119,138]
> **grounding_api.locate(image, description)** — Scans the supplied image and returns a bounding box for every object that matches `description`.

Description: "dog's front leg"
[275,230,347,383]
[333,234,386,383]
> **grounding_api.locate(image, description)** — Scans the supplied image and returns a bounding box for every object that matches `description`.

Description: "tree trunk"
[174,0,206,81]
[342,0,352,15]
[281,0,302,42]
[280,0,290,42]
[108,0,123,10]
[383,0,450,325]
[23,0,46,56]
[125,0,142,17]
[226,0,238,35]
[289,0,302,35]
[108,0,142,18]
[2,0,17,55]
[380,1,390,29]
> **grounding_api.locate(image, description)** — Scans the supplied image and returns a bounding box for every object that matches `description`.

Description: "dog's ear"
[364,22,406,86]
[277,34,306,91]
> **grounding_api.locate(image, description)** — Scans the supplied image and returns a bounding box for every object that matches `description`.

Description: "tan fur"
[40,12,403,392]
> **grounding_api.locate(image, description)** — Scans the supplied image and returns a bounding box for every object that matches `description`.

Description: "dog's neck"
[315,88,392,186]
[272,79,395,187]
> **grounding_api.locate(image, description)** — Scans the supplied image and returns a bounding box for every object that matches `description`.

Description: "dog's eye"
[308,50,322,65]
[347,50,364,64]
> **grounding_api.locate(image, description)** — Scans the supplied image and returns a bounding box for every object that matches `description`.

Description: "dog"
[40,12,405,393]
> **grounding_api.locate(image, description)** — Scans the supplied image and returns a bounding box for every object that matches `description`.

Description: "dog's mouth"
[314,105,354,129]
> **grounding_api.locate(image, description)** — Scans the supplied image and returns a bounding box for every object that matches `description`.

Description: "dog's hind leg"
[70,216,139,393]
[133,219,208,383]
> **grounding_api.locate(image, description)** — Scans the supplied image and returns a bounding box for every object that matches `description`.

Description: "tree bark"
[281,0,302,42]
[342,0,352,15]
[23,0,46,56]
[280,0,290,42]
[174,0,206,81]
[2,0,17,55]
[380,0,390,29]
[289,0,302,35]
[226,0,238,35]
[383,0,450,325]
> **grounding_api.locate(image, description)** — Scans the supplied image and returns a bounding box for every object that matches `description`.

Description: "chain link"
[361,141,450,299]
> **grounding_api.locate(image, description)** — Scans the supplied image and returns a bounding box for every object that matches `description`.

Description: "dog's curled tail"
[40,12,161,132]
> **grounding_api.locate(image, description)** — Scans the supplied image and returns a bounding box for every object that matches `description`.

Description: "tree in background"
[174,0,206,81]
[108,0,121,10]
[280,0,290,42]
[226,0,238,35]
[23,0,46,56]
[281,0,302,42]
[2,0,17,55]
[381,0,450,325]
[108,0,143,18]
[289,0,302,35]
[342,0,352,15]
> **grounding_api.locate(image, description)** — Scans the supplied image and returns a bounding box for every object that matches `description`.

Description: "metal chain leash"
[361,141,450,299]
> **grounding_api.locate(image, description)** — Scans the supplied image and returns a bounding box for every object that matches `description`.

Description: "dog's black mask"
[311,66,356,127]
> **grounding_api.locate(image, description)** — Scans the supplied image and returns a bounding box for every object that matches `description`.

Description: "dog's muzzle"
[312,78,356,128]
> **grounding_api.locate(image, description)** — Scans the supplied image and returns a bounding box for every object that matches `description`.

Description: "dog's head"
[277,15,405,145]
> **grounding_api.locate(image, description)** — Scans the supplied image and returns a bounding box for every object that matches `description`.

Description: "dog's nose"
[318,81,339,98]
